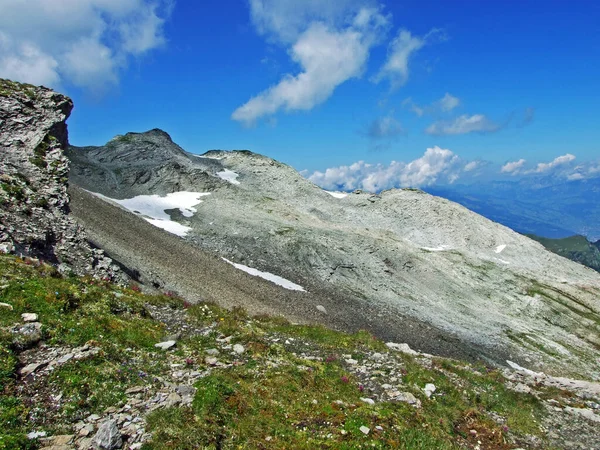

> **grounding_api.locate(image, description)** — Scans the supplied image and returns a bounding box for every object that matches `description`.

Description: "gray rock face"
[92,419,122,449]
[11,322,42,350]
[0,79,123,281]
[66,131,600,379]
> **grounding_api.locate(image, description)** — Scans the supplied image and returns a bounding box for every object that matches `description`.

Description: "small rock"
[154,340,176,350]
[423,383,436,398]
[11,322,42,349]
[21,312,38,322]
[393,392,421,408]
[360,397,375,405]
[205,348,219,355]
[205,356,218,366]
[19,362,47,377]
[56,353,74,365]
[359,426,370,435]
[92,419,122,449]
[27,431,47,440]
[125,386,145,395]
[165,392,182,408]
[385,342,418,355]
[316,305,327,314]
[176,385,196,397]
[0,302,13,310]
[51,435,74,445]
[233,344,245,354]
[345,358,358,365]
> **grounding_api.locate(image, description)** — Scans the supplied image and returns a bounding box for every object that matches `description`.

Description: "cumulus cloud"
[372,28,442,89]
[403,92,460,117]
[233,4,389,125]
[308,146,460,192]
[425,114,501,136]
[0,0,171,91]
[464,160,483,172]
[533,153,575,173]
[438,93,461,112]
[501,154,577,176]
[501,159,526,174]
[366,115,404,139]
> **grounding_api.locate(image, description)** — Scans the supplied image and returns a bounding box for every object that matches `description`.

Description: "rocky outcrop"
[0,79,122,279]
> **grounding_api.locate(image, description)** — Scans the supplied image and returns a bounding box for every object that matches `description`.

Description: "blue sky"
[1,0,599,189]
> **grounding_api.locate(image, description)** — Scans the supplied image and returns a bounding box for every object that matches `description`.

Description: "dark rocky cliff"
[0,79,122,279]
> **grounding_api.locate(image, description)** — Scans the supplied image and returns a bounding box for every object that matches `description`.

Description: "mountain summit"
[66,129,600,379]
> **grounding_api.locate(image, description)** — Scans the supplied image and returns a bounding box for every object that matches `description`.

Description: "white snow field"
[217,169,241,185]
[325,190,349,199]
[91,191,210,237]
[222,258,306,292]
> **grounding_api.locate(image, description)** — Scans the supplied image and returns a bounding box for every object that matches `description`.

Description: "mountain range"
[63,128,600,380]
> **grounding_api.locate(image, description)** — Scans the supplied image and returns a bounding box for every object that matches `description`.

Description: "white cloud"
[425,114,500,136]
[437,93,460,112]
[567,173,585,181]
[501,159,526,174]
[464,161,482,172]
[367,115,403,139]
[0,0,171,91]
[403,92,460,117]
[233,5,389,124]
[372,29,424,89]
[308,146,460,192]
[248,0,373,43]
[533,153,575,173]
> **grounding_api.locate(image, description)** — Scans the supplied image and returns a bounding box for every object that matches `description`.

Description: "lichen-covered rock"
[92,419,122,449]
[0,79,124,281]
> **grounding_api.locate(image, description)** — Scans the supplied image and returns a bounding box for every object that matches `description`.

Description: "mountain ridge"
[65,128,600,380]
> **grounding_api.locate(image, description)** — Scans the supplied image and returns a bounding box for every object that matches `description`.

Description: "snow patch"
[495,244,507,254]
[91,191,210,237]
[325,190,348,199]
[217,169,240,185]
[421,245,451,252]
[506,360,540,376]
[222,258,306,292]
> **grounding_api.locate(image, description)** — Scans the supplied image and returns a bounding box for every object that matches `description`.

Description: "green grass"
[0,254,551,449]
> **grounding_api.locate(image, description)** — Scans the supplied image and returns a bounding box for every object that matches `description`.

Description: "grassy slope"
[527,234,600,273]
[0,254,554,449]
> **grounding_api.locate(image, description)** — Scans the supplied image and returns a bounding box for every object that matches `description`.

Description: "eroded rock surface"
[0,79,123,280]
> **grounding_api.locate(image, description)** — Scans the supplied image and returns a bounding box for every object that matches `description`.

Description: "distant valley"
[426,178,600,241]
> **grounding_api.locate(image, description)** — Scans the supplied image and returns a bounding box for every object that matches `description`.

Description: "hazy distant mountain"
[426,176,600,241]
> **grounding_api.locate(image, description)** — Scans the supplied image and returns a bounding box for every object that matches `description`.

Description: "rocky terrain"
[2,254,600,450]
[527,234,600,274]
[1,79,600,449]
[0,79,122,281]
[68,131,600,380]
